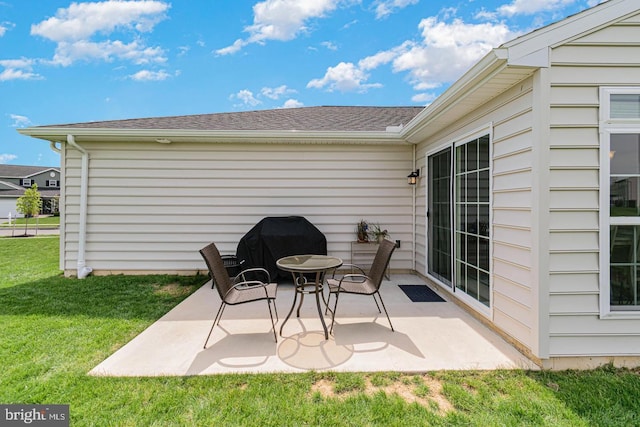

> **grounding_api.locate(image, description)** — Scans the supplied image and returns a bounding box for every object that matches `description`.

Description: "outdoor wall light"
[407,169,420,185]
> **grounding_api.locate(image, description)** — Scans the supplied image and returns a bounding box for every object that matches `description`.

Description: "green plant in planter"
[369,223,389,243]
[357,220,369,242]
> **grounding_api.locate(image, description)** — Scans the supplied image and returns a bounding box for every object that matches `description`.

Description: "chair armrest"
[337,273,370,286]
[233,267,271,284]
[226,280,272,299]
[330,263,366,278]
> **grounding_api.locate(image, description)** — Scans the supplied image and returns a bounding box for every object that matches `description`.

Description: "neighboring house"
[18,0,640,369]
[0,164,61,218]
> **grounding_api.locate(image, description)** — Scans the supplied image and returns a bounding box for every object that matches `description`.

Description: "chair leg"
[375,291,394,332]
[204,302,226,349]
[372,293,382,313]
[266,299,278,342]
[325,292,332,315]
[330,292,340,334]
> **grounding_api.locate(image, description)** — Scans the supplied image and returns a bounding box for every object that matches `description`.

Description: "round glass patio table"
[276,255,343,340]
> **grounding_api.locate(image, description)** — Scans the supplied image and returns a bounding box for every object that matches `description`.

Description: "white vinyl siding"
[414,10,640,361]
[417,78,537,351]
[61,141,415,274]
[547,13,640,357]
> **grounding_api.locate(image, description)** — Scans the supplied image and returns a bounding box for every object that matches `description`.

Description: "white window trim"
[601,86,640,125]
[599,87,640,319]
[21,179,32,187]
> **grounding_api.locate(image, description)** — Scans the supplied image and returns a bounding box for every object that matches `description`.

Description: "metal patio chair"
[199,242,278,348]
[327,238,396,332]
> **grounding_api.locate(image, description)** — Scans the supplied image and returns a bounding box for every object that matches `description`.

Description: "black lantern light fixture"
[407,169,420,185]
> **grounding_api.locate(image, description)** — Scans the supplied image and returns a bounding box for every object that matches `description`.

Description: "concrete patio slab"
[89,274,538,376]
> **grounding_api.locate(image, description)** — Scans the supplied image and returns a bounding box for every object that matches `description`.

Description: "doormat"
[398,285,445,302]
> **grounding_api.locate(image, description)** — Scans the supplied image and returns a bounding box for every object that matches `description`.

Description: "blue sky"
[0,0,603,167]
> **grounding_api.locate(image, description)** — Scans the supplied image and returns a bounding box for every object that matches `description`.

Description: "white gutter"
[18,128,407,145]
[66,134,92,279]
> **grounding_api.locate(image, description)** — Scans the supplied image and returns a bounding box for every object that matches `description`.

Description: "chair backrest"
[199,242,234,300]
[367,239,396,289]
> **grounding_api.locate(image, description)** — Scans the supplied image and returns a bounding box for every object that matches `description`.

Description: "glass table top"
[276,255,343,272]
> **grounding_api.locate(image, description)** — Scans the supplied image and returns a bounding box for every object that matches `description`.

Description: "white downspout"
[66,134,93,279]
[49,141,61,154]
[412,144,417,272]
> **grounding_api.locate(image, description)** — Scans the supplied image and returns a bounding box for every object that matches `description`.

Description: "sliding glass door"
[427,133,491,308]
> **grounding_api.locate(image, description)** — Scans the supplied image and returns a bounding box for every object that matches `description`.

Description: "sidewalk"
[0,227,59,237]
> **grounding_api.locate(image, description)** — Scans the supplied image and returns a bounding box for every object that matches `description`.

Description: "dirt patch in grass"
[152,283,195,297]
[311,374,454,414]
[311,379,336,397]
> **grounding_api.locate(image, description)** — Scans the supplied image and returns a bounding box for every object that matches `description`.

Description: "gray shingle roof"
[0,164,59,178]
[37,106,424,132]
[0,189,60,197]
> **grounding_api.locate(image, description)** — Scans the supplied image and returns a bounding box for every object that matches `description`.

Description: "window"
[611,94,640,119]
[46,180,59,187]
[601,87,640,315]
[21,179,32,187]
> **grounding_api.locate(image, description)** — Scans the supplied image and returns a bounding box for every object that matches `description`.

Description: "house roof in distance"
[32,106,424,133]
[0,164,59,178]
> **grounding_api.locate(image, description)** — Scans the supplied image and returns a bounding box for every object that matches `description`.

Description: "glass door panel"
[428,148,452,287]
[454,134,491,307]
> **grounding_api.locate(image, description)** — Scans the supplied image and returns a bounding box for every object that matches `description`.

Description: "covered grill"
[236,216,327,279]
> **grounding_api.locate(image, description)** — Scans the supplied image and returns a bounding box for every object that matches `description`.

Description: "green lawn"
[1,236,640,426]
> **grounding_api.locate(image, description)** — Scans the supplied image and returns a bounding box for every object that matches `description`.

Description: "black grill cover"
[236,216,327,279]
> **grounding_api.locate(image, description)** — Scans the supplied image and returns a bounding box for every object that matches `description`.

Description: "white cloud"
[261,85,296,99]
[31,1,169,66]
[231,89,262,107]
[231,85,300,107]
[10,114,31,128]
[0,21,14,37]
[281,99,304,108]
[373,0,419,19]
[307,61,383,92]
[497,0,577,17]
[0,154,17,163]
[217,0,344,55]
[321,41,338,51]
[411,92,437,104]
[31,1,169,42]
[308,13,516,96]
[215,39,248,56]
[129,69,171,81]
[358,44,409,70]
[393,17,515,90]
[51,40,167,66]
[0,58,42,81]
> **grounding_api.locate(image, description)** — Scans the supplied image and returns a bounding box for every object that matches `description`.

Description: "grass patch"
[2,236,640,425]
